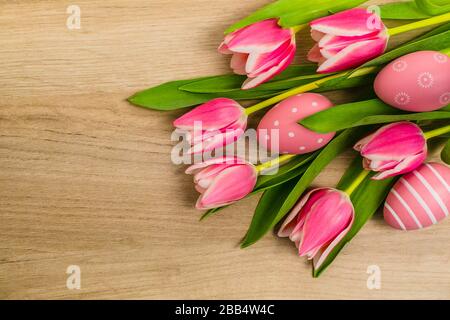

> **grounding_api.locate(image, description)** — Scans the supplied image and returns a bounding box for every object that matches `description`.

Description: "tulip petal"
[186,157,246,175]
[367,159,399,171]
[225,19,292,54]
[195,184,207,194]
[218,42,233,54]
[307,44,325,63]
[187,129,217,146]
[242,43,295,89]
[196,164,257,209]
[231,53,248,75]
[245,38,293,76]
[318,33,383,59]
[289,222,304,244]
[194,164,227,186]
[173,98,244,131]
[187,116,247,154]
[277,194,310,238]
[359,122,426,161]
[319,32,380,50]
[190,129,244,154]
[353,132,375,152]
[278,188,330,238]
[289,190,331,246]
[319,46,341,59]
[311,30,326,42]
[220,19,297,88]
[311,8,384,37]
[313,207,355,270]
[298,191,353,257]
[372,152,427,180]
[317,37,387,73]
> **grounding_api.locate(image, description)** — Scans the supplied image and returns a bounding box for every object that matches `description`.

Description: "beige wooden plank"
[0,0,448,299]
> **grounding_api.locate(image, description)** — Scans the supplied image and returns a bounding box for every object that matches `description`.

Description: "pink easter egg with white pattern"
[374,51,450,112]
[383,162,450,231]
[257,93,335,154]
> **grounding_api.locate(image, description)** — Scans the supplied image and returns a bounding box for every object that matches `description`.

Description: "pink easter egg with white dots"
[384,162,450,231]
[257,93,335,154]
[374,51,450,112]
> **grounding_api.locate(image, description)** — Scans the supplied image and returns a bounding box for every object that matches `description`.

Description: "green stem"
[424,124,450,140]
[244,66,377,115]
[388,12,450,36]
[255,154,297,173]
[343,169,371,196]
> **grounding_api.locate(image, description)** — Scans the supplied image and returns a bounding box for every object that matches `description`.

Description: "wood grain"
[0,0,449,299]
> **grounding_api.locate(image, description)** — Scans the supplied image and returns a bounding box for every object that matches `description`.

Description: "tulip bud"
[278,188,354,269]
[354,122,427,180]
[186,157,257,210]
[173,98,247,154]
[307,8,389,73]
[219,19,297,90]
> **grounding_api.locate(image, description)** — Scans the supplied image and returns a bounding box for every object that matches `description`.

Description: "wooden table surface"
[1,0,449,300]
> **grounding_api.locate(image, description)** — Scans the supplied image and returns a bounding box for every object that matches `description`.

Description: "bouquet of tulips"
[129,0,450,277]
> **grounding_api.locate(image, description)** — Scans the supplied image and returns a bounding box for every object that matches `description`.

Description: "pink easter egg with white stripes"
[374,51,450,112]
[383,162,450,231]
[257,93,335,154]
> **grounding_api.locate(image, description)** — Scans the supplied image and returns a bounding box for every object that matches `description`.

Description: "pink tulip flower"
[219,19,296,90]
[186,157,257,210]
[354,122,427,180]
[278,188,354,269]
[307,8,389,73]
[173,98,247,154]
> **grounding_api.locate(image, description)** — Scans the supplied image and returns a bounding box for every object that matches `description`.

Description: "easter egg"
[374,50,450,112]
[257,93,335,154]
[383,162,450,231]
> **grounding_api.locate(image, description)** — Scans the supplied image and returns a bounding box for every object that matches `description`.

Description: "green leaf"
[356,27,450,70]
[314,72,377,92]
[180,74,246,93]
[129,65,320,110]
[128,78,218,111]
[180,65,321,93]
[129,77,279,110]
[313,158,398,277]
[334,155,363,190]
[129,66,375,111]
[380,1,431,20]
[200,206,227,221]
[415,0,450,16]
[255,166,308,192]
[241,128,368,248]
[300,99,450,133]
[441,138,450,164]
[254,152,319,192]
[240,178,299,248]
[225,0,366,33]
[217,89,279,100]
